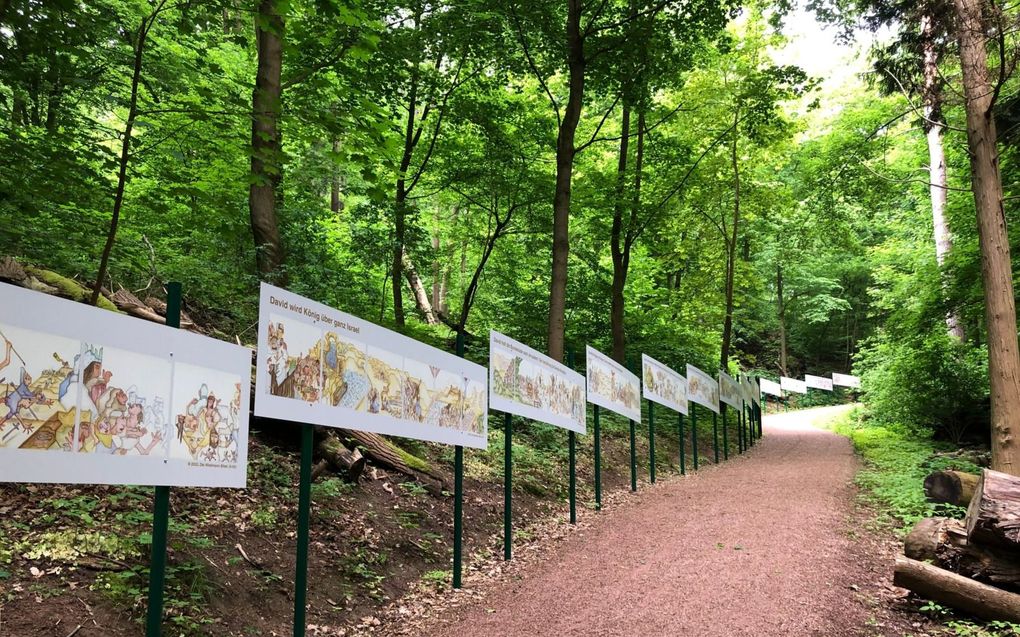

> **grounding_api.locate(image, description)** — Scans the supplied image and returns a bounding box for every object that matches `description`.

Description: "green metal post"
[293,423,313,637]
[738,406,744,453]
[648,401,656,483]
[503,411,512,561]
[678,412,686,475]
[712,410,719,464]
[691,406,699,471]
[629,418,637,492]
[145,281,180,637]
[594,405,602,510]
[721,406,729,460]
[453,332,465,587]
[567,350,576,524]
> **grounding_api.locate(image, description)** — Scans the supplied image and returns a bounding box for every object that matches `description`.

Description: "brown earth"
[368,406,941,637]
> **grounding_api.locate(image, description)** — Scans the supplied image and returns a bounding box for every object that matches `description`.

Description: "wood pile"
[898,469,1020,621]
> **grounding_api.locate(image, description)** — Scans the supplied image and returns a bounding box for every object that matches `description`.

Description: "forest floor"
[369,406,943,637]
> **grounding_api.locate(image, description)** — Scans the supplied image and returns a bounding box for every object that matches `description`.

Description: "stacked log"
[897,469,1020,621]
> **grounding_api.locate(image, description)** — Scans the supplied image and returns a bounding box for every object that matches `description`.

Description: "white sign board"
[686,365,720,414]
[780,376,807,394]
[760,378,783,397]
[805,374,834,391]
[719,371,742,409]
[256,284,488,449]
[586,346,640,421]
[832,372,861,389]
[489,331,585,433]
[0,283,251,487]
[641,354,687,415]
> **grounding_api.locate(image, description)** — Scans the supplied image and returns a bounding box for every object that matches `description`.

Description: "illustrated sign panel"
[780,376,807,394]
[586,346,640,421]
[719,371,742,409]
[489,331,585,434]
[0,284,251,487]
[255,284,488,449]
[641,354,687,415]
[760,378,783,397]
[805,374,834,391]
[686,365,720,414]
[832,373,861,389]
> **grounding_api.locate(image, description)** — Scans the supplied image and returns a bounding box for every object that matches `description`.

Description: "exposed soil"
[367,406,943,637]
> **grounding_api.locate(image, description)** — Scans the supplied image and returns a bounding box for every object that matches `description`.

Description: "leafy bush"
[855,328,988,443]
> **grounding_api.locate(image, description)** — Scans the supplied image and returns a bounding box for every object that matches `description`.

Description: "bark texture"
[924,470,980,507]
[904,517,1020,589]
[249,0,287,283]
[953,0,1020,474]
[965,469,1020,549]
[894,557,1020,622]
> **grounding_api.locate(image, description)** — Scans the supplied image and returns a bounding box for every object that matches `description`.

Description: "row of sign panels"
[0,281,799,488]
[759,372,861,398]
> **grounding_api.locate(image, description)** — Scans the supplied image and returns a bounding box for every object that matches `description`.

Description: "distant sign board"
[641,354,687,415]
[760,378,782,397]
[586,346,641,421]
[805,374,834,391]
[489,331,585,434]
[780,376,807,394]
[686,365,719,414]
[719,371,742,409]
[832,373,861,389]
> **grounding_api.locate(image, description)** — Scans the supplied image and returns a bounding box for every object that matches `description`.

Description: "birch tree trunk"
[921,11,964,340]
[953,0,1020,475]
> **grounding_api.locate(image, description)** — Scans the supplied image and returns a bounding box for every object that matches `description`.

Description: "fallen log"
[338,428,446,493]
[893,557,1020,622]
[924,471,980,507]
[314,434,366,482]
[904,517,1020,589]
[966,469,1020,550]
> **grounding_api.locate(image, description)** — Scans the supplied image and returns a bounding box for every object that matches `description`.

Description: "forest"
[3,0,1020,635]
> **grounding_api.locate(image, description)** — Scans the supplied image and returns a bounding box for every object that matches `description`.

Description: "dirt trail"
[419,405,874,637]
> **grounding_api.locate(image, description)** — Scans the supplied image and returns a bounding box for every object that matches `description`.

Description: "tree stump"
[966,469,1020,550]
[924,470,980,507]
[905,517,1020,589]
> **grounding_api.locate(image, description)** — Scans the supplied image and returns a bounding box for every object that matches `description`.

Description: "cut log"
[112,288,167,323]
[904,517,1020,589]
[315,434,366,482]
[893,557,1020,622]
[338,428,445,493]
[925,471,980,507]
[966,469,1020,550]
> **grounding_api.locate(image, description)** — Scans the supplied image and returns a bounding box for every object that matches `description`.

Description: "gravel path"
[427,405,869,637]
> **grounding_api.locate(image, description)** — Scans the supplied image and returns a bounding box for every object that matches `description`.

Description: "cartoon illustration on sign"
[171,363,242,467]
[265,316,323,402]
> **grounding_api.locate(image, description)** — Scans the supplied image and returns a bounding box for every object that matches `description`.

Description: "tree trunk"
[953,0,1020,475]
[401,248,438,324]
[330,138,343,214]
[924,470,980,507]
[314,434,366,482]
[431,233,441,310]
[720,105,740,369]
[338,428,445,493]
[894,557,1020,622]
[91,14,152,305]
[921,11,964,340]
[610,104,631,364]
[965,469,1020,549]
[249,0,287,284]
[905,517,1020,590]
[547,0,584,363]
[777,264,788,377]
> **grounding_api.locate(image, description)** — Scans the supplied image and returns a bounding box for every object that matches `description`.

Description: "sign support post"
[629,417,637,492]
[648,401,656,483]
[691,406,699,470]
[721,406,729,460]
[712,410,719,464]
[145,282,180,637]
[452,332,466,588]
[567,350,576,524]
[678,413,686,475]
[594,405,602,510]
[503,411,512,561]
[292,423,313,637]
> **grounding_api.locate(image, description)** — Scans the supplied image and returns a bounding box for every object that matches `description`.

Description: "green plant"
[312,477,355,498]
[251,506,278,530]
[947,620,1020,636]
[422,570,449,586]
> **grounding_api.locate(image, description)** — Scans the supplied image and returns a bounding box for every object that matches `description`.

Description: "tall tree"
[952,0,1020,474]
[250,0,287,283]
